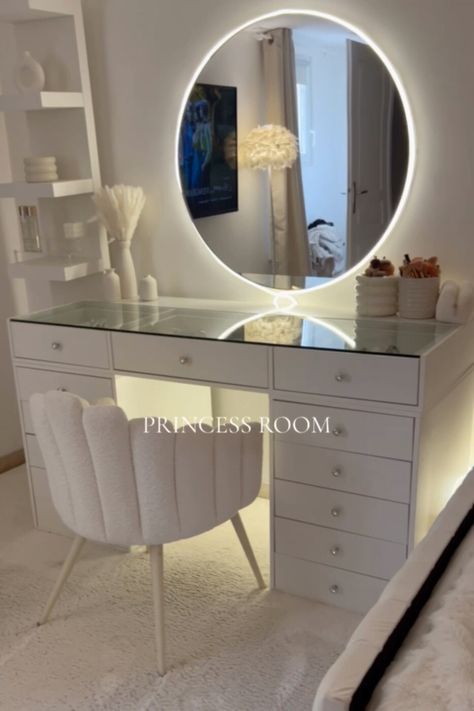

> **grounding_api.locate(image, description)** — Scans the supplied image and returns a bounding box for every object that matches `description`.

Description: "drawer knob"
[56,386,68,392]
[334,372,347,383]
[331,468,342,478]
[332,427,343,437]
[330,546,341,556]
[329,584,340,594]
[331,507,341,518]
[51,342,62,351]
[179,356,190,365]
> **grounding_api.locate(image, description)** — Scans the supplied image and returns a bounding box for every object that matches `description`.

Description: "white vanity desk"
[9,299,474,614]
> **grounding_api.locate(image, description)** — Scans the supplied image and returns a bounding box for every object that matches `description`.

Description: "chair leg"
[37,535,86,626]
[231,513,266,589]
[149,544,166,675]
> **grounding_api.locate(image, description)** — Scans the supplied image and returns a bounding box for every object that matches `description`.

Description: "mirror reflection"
[179,13,410,290]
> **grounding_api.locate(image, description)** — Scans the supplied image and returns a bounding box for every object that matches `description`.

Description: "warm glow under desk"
[9,300,474,613]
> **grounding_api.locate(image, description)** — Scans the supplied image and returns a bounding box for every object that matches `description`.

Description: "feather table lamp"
[93,185,146,299]
[240,124,298,272]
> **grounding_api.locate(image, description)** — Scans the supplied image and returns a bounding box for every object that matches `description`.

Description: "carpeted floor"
[0,466,361,711]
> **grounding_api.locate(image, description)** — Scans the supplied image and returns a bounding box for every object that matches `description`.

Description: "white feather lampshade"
[240,124,298,170]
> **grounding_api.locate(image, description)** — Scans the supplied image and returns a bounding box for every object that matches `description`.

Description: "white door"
[347,40,393,267]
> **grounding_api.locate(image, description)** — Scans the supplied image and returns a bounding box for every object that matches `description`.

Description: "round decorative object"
[25,170,59,183]
[139,274,158,301]
[24,156,57,167]
[356,275,399,317]
[15,51,46,93]
[398,277,440,319]
[102,268,121,302]
[177,11,413,291]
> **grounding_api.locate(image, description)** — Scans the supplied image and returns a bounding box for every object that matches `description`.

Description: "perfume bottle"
[18,206,41,252]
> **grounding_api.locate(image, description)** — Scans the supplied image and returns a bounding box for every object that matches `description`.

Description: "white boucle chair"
[30,391,265,674]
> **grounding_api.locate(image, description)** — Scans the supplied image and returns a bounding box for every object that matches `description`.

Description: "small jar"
[18,205,41,252]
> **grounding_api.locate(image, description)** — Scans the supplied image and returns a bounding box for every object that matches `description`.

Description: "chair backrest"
[30,391,263,546]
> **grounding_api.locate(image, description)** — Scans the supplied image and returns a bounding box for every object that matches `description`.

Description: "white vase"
[355,276,399,317]
[15,51,46,93]
[398,277,440,319]
[139,274,158,301]
[102,268,121,302]
[114,241,138,300]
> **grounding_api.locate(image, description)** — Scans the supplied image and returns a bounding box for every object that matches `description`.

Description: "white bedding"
[313,469,474,711]
[369,528,474,711]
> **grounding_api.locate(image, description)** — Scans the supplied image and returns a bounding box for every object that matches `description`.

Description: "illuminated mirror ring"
[176,9,415,295]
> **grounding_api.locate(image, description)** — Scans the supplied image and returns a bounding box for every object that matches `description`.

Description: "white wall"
[73,0,474,313]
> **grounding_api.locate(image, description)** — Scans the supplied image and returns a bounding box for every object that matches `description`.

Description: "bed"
[313,467,474,711]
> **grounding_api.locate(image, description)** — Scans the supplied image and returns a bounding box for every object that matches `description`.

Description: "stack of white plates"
[24,156,59,183]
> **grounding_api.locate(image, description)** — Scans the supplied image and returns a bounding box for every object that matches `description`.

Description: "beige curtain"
[262,29,311,276]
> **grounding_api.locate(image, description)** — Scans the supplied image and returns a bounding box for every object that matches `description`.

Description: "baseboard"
[259,482,269,499]
[0,449,25,475]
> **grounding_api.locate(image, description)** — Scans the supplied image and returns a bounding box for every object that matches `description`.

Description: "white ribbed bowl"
[398,277,440,319]
[356,276,398,317]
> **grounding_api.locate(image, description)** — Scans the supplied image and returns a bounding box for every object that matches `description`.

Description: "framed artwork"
[179,83,238,219]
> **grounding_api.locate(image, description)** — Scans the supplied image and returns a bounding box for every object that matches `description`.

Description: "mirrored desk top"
[11,299,461,358]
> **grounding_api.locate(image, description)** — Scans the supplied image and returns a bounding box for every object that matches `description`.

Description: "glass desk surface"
[12,300,459,357]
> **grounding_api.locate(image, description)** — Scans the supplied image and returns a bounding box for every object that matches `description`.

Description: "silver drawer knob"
[51,342,62,351]
[330,546,340,556]
[334,372,347,383]
[179,356,190,365]
[331,468,342,478]
[56,386,68,392]
[332,427,343,437]
[331,507,341,518]
[329,584,340,594]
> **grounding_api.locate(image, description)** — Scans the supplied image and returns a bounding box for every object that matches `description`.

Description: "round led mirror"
[178,12,413,291]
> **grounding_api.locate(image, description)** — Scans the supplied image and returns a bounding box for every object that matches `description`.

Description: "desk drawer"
[275,553,386,614]
[272,401,414,461]
[275,517,406,579]
[274,441,411,503]
[275,480,409,544]
[11,322,109,369]
[16,367,114,434]
[112,332,269,388]
[273,348,419,404]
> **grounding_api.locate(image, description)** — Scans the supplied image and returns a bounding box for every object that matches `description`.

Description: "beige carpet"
[0,466,361,711]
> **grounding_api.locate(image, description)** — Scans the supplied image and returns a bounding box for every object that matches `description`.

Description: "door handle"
[352,183,369,213]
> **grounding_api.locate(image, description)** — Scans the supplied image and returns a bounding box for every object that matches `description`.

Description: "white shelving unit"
[0,91,84,110]
[0,0,109,282]
[0,178,94,199]
[8,255,103,281]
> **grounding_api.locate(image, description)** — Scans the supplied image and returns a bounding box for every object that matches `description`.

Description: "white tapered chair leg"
[231,513,266,589]
[149,544,166,675]
[37,535,86,626]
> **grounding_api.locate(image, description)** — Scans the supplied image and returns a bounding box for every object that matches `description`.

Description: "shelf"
[0,179,94,199]
[0,0,77,23]
[0,92,84,111]
[9,256,104,281]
